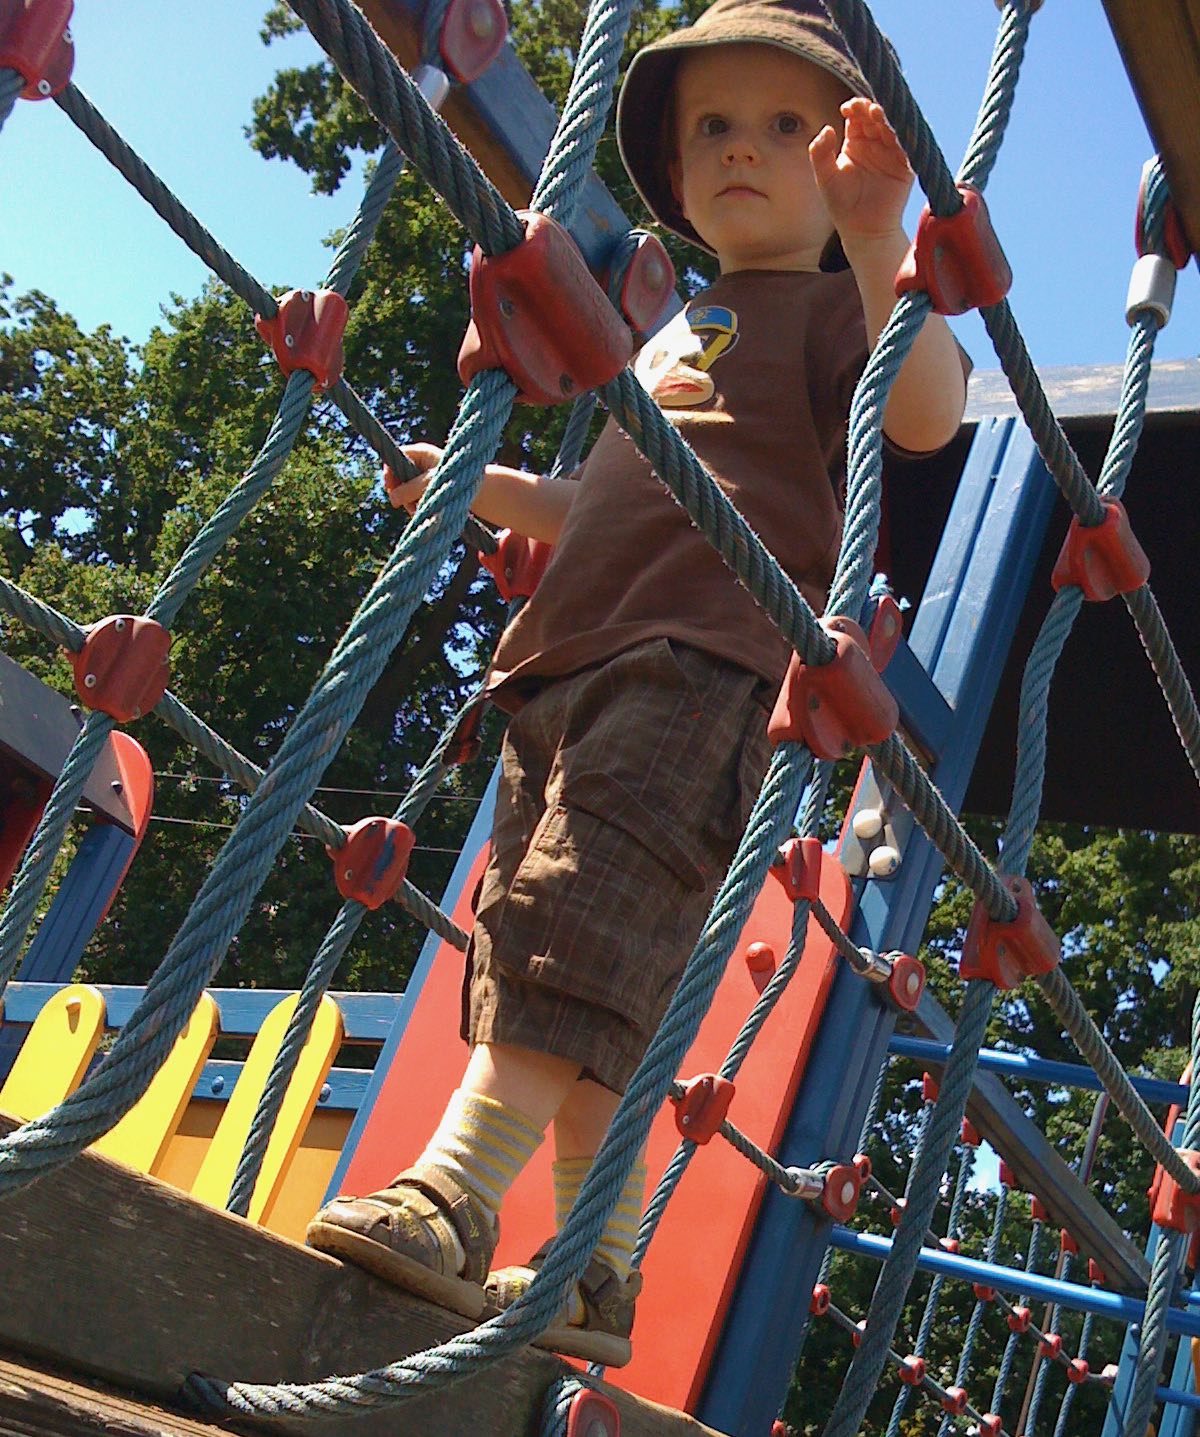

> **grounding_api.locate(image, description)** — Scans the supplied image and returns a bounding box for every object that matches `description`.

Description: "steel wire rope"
[991,1215,1046,1421]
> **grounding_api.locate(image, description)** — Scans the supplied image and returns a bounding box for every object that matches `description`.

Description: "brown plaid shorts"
[463,638,774,1093]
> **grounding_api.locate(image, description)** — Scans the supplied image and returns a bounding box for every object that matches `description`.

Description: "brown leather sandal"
[306,1163,498,1319]
[484,1242,642,1367]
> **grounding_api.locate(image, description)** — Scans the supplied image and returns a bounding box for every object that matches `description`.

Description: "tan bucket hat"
[616,0,883,266]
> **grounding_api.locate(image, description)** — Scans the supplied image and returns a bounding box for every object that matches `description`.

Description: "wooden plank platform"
[0,1117,724,1437]
[1103,0,1200,255]
[0,1351,240,1437]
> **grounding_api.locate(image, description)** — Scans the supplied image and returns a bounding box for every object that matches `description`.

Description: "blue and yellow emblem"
[636,303,739,409]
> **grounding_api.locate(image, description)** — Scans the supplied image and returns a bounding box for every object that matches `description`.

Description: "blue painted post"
[698,420,1060,1434]
[1159,1323,1198,1437]
[0,822,136,1082]
[323,767,499,1199]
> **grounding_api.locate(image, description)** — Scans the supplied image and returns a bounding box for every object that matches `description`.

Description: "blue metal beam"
[698,421,1062,1434]
[890,1034,1191,1108]
[828,1226,1198,1338]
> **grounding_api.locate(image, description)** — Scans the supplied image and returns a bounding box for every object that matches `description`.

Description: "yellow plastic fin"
[190,993,343,1225]
[90,992,220,1174]
[0,984,106,1120]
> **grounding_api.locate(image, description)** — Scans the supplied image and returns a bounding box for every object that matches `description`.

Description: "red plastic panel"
[338,822,854,1412]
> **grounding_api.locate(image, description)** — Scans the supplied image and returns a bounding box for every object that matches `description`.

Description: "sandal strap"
[392,1163,498,1284]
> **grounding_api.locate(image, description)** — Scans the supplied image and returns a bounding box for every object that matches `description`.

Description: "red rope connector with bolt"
[768,835,823,905]
[605,232,675,336]
[564,1385,619,1437]
[434,0,507,83]
[1007,1304,1032,1334]
[1051,501,1149,602]
[960,875,1061,989]
[255,289,349,391]
[671,1073,735,1144]
[1150,1149,1200,1233]
[809,1283,831,1317]
[745,941,777,995]
[70,615,170,723]
[939,1386,969,1417]
[459,211,632,404]
[478,528,553,601]
[820,1163,862,1222]
[895,186,1012,315]
[767,617,898,760]
[897,1356,925,1387]
[0,0,73,100]
[327,817,416,910]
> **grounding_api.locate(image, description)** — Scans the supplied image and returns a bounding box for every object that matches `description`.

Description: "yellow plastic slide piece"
[90,992,220,1174]
[0,984,106,1120]
[190,993,344,1225]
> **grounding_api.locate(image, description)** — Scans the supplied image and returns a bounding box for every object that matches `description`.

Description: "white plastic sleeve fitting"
[1126,253,1176,328]
[414,62,451,111]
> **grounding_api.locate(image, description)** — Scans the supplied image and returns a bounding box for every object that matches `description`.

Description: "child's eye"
[775,113,803,135]
[698,115,728,137]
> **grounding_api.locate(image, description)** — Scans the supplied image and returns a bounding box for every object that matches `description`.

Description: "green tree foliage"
[1,5,1197,1432]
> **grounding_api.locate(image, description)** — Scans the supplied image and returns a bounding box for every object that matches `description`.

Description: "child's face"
[670,44,849,273]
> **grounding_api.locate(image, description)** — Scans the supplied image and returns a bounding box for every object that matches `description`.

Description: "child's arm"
[810,99,968,455]
[390,443,577,543]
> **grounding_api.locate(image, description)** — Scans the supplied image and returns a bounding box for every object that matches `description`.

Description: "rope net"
[0,0,1197,1433]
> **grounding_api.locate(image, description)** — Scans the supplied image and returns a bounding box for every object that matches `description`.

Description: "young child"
[307,0,967,1366]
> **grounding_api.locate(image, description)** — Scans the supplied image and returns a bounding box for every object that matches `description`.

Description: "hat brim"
[616,26,874,262]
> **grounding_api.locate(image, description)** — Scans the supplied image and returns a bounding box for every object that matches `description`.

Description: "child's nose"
[722,130,759,165]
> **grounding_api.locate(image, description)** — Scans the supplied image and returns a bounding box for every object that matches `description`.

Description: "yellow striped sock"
[420,1089,544,1221]
[553,1153,646,1282]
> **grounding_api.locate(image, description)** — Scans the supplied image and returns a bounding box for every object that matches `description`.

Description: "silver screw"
[114,617,126,631]
[37,79,51,96]
[471,7,495,38]
[343,868,354,881]
[285,334,296,348]
[84,673,97,688]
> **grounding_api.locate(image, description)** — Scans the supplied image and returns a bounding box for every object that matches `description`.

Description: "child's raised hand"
[808,98,914,247]
[388,442,443,515]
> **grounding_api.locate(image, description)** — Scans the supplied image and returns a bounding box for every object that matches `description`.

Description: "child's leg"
[553,1080,644,1283]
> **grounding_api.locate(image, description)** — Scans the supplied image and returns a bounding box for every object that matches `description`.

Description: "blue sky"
[0,0,1195,373]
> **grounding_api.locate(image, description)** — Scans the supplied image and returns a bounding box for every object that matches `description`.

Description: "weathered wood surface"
[1103,0,1200,257]
[965,358,1200,428]
[0,1352,239,1437]
[0,1117,725,1437]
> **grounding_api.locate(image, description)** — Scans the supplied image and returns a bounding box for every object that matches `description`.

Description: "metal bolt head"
[905,970,921,996]
[63,27,73,43]
[111,780,124,794]
[114,617,127,631]
[300,289,312,300]
[37,79,51,96]
[284,334,296,348]
[343,868,354,881]
[840,1180,856,1206]
[499,298,515,318]
[84,672,97,688]
[211,1075,225,1094]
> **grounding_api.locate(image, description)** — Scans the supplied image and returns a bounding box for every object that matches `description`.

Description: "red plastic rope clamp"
[999,1160,1017,1189]
[745,941,777,995]
[767,617,898,759]
[565,1386,619,1437]
[1137,163,1193,270]
[71,615,170,722]
[768,835,824,905]
[895,185,1012,316]
[940,1386,969,1417]
[961,1118,982,1148]
[922,1072,940,1103]
[459,211,633,405]
[972,1283,997,1303]
[673,1073,735,1144]
[809,1283,831,1317]
[885,953,925,1013]
[607,232,675,336]
[1060,1228,1079,1256]
[0,0,73,99]
[1039,1333,1063,1361]
[1067,1357,1090,1385]
[1007,1305,1032,1334]
[1030,1197,1049,1223]
[1100,1364,1119,1387]
[978,1415,1004,1437]
[821,1163,862,1222]
[436,0,507,83]
[898,1356,926,1388]
[1150,1149,1200,1233]
[889,1198,905,1227]
[960,875,1061,990]
[479,528,553,601]
[853,1152,872,1183]
[328,817,416,910]
[851,1319,866,1349]
[868,593,903,673]
[1088,1258,1107,1285]
[255,289,349,391]
[940,1237,961,1255]
[1051,500,1149,602]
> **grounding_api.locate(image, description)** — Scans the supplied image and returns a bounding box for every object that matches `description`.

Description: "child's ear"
[668,155,687,219]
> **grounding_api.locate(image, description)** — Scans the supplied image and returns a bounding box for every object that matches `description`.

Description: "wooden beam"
[1102,0,1200,255]
[0,1117,721,1437]
[965,358,1200,428]
[0,1351,240,1437]
[906,993,1150,1294]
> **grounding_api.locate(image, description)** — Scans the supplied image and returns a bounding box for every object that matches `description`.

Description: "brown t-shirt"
[487,268,870,709]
